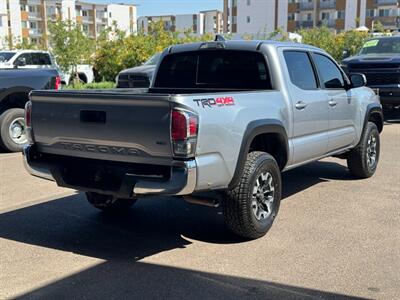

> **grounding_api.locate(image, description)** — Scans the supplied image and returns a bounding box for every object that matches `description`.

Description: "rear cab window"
[154,50,272,90]
[283,51,318,90]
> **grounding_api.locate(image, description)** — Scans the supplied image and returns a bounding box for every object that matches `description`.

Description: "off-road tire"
[0,108,27,152]
[222,151,282,239]
[347,122,380,179]
[86,192,137,212]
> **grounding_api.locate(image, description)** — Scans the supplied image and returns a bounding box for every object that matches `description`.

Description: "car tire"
[222,151,282,239]
[0,108,27,152]
[86,192,137,212]
[347,122,380,179]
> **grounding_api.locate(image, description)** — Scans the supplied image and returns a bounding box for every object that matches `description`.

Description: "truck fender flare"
[0,86,33,112]
[0,86,33,103]
[228,119,289,189]
[357,103,383,147]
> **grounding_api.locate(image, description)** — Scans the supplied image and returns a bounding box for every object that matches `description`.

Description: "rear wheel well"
[369,112,383,133]
[78,73,88,83]
[249,133,287,170]
[0,92,30,115]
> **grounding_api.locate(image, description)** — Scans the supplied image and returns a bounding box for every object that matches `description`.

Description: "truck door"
[311,53,357,151]
[283,50,329,164]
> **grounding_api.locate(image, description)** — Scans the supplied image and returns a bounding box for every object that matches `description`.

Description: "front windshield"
[359,39,400,55]
[0,52,16,62]
[144,53,161,65]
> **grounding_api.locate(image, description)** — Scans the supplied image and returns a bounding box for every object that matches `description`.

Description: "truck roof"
[169,40,321,54]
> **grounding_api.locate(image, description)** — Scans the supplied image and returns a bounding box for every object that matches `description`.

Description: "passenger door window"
[312,53,345,89]
[283,51,318,90]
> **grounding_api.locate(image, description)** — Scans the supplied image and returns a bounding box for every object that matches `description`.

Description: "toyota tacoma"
[23,40,383,239]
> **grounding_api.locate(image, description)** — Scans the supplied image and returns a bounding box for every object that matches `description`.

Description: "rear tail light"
[171,109,198,157]
[54,75,61,90]
[25,101,34,144]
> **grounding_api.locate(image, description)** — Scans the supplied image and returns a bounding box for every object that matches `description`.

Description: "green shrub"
[64,81,116,90]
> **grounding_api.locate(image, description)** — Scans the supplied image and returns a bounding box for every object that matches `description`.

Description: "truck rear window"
[154,50,272,90]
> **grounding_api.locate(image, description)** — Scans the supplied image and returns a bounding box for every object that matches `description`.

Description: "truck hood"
[343,54,400,65]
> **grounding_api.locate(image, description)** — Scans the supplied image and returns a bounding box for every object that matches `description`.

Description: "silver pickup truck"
[23,40,383,239]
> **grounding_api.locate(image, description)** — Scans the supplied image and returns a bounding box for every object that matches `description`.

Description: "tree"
[48,20,95,81]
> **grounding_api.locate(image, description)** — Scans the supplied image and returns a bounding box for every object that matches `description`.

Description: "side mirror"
[342,49,350,59]
[350,73,367,88]
[14,57,26,67]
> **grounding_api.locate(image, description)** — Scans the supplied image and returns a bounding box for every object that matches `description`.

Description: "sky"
[91,0,222,17]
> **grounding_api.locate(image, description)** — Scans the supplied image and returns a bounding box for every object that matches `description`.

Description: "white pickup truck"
[0,50,94,85]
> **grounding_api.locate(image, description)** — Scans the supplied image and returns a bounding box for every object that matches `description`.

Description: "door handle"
[328,99,338,107]
[295,101,307,110]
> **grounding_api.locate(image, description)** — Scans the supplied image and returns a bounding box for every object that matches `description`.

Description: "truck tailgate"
[30,90,173,165]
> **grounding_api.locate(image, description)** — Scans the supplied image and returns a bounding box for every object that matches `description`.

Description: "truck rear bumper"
[23,145,197,197]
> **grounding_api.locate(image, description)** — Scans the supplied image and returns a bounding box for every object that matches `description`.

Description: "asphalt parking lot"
[0,119,399,300]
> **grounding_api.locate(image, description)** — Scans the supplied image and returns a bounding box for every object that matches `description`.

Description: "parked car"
[0,68,60,152]
[0,50,94,85]
[116,53,161,88]
[342,36,400,111]
[24,40,383,239]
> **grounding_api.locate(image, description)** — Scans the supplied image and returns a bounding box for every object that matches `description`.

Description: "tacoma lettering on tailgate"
[60,142,140,156]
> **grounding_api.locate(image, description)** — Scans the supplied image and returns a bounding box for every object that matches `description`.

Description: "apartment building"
[0,0,137,49]
[138,10,223,35]
[224,0,400,35]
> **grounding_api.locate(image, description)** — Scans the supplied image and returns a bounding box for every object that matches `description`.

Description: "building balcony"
[375,0,399,5]
[320,0,336,9]
[297,20,314,27]
[82,17,94,24]
[374,16,399,27]
[29,28,43,36]
[96,17,107,24]
[319,18,336,27]
[299,2,314,10]
[28,12,43,20]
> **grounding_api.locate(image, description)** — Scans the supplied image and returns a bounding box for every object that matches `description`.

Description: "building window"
[337,10,345,19]
[0,18,2,27]
[247,0,251,5]
[28,6,36,13]
[288,13,295,21]
[366,9,374,18]
[246,16,250,23]
[321,12,330,20]
[378,9,395,17]
[21,21,28,28]
[82,10,88,17]
[20,4,26,11]
[29,21,37,29]
[306,13,312,21]
[109,12,112,18]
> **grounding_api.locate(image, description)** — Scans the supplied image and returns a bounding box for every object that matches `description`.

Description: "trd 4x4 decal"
[193,97,235,108]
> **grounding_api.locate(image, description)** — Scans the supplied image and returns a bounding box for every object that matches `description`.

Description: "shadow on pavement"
[14,261,365,300]
[1,161,365,299]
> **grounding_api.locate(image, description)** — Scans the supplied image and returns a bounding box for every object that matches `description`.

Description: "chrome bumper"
[22,145,197,196]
